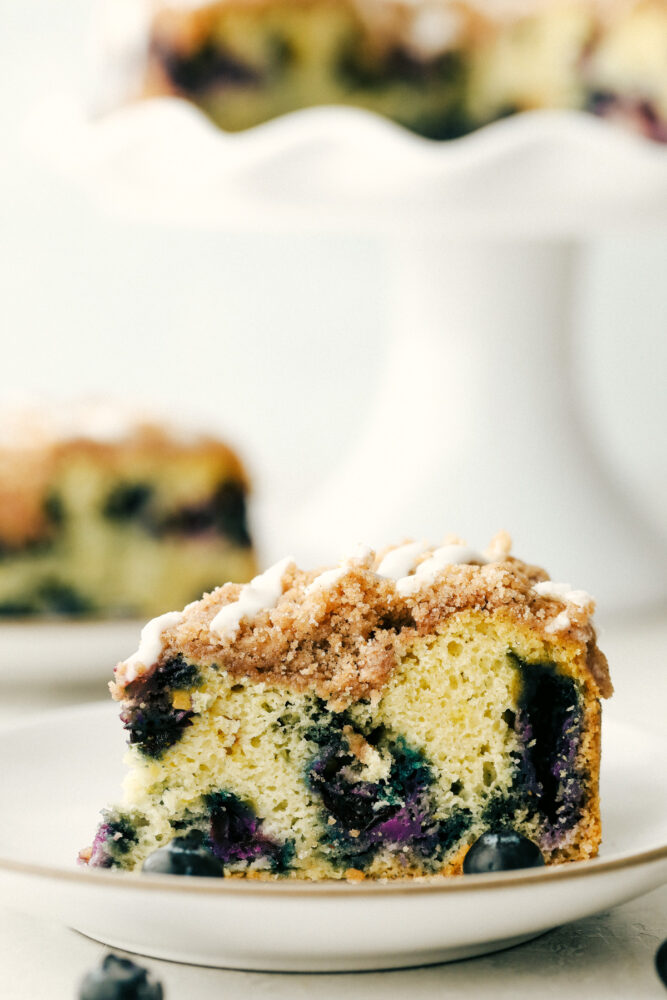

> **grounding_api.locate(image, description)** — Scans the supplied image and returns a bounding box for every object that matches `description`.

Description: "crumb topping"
[210,556,296,640]
[124,611,185,684]
[395,543,488,595]
[533,581,595,635]
[112,533,612,706]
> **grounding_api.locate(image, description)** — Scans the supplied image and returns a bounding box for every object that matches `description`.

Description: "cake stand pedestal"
[31,101,667,608]
[295,235,666,605]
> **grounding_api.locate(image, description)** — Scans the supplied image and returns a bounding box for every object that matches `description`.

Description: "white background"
[0,6,666,995]
[2,0,666,571]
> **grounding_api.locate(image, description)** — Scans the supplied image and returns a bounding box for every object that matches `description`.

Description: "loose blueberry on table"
[142,830,224,876]
[462,829,545,874]
[656,939,667,989]
[79,954,163,1000]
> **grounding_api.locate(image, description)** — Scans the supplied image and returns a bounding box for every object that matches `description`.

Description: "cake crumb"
[344,868,366,882]
[171,691,192,711]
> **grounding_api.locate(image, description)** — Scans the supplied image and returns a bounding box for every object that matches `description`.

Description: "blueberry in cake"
[82,532,612,880]
[142,829,224,876]
[128,0,667,142]
[462,828,546,874]
[0,403,256,619]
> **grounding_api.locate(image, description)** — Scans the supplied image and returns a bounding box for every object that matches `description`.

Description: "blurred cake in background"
[0,402,257,619]
[106,0,667,141]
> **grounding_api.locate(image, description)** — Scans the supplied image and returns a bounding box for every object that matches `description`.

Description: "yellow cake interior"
[92,609,602,878]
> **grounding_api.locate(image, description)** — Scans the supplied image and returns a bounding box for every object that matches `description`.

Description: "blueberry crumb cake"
[0,403,256,619]
[127,0,667,141]
[82,532,612,880]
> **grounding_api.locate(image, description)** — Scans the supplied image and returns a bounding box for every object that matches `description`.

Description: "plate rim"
[0,618,145,685]
[1,702,665,898]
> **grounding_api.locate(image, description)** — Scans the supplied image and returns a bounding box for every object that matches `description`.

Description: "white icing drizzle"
[533,581,593,607]
[305,567,347,596]
[345,542,375,564]
[533,581,594,633]
[124,611,184,683]
[305,543,375,596]
[396,544,488,596]
[377,541,429,581]
[566,591,594,609]
[547,610,573,633]
[533,581,571,600]
[210,556,295,641]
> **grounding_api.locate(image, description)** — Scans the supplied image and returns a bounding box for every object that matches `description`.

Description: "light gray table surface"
[1,612,665,999]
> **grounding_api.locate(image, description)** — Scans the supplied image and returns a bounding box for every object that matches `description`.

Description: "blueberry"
[656,939,667,988]
[79,954,163,1000]
[158,41,260,94]
[103,483,153,522]
[121,656,200,759]
[211,480,252,547]
[43,492,65,527]
[142,831,223,877]
[319,781,396,830]
[161,479,251,546]
[463,829,545,874]
[309,744,389,830]
[36,580,93,615]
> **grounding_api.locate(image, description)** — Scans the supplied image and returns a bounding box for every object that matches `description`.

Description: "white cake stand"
[30,98,667,608]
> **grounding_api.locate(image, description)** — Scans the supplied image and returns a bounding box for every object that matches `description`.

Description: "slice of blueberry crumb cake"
[0,402,256,619]
[81,533,612,880]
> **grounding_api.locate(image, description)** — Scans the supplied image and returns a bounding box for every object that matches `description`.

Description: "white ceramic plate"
[0,703,664,972]
[0,619,142,684]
